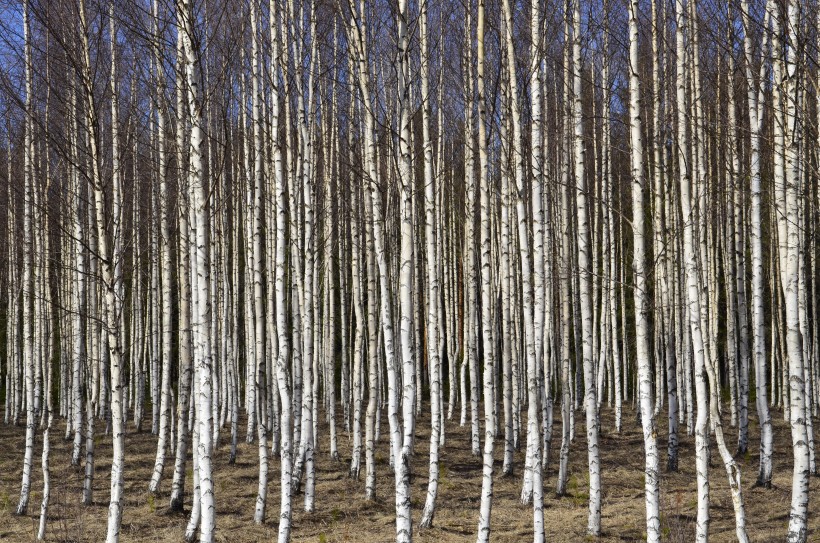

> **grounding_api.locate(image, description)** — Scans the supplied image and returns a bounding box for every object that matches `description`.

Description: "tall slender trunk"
[149,0,174,495]
[420,0,443,527]
[628,2,660,538]
[178,1,216,538]
[475,1,497,540]
[15,0,35,515]
[781,1,810,539]
[741,0,773,487]
[571,0,601,533]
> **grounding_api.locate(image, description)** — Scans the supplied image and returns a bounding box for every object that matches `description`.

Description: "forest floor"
[0,405,817,542]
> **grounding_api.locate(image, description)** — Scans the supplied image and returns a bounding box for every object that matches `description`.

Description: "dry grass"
[0,405,816,542]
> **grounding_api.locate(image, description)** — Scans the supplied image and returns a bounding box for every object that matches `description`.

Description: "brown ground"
[0,405,816,542]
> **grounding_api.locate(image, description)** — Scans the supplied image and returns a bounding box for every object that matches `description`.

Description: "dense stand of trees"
[0,0,818,541]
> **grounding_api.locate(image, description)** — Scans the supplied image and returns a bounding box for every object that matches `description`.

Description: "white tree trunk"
[476,1,496,540]
[675,1,709,538]
[628,3,661,538]
[781,2,810,539]
[148,0,174,495]
[178,1,216,538]
[572,0,601,533]
[420,0,442,527]
[270,4,292,538]
[15,0,35,516]
[741,0,773,487]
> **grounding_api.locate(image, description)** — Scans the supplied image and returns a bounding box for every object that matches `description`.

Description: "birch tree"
[1,1,818,542]
[15,0,35,516]
[178,0,216,538]
[627,0,660,538]
[572,0,601,533]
